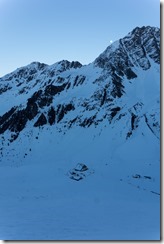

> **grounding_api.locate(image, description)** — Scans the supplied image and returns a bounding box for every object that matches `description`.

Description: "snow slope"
[0,26,160,240]
[0,124,160,240]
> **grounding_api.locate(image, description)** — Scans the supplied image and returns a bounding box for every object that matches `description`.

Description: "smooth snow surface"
[0,124,160,240]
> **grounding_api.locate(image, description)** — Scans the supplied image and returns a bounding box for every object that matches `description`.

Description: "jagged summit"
[95,26,160,73]
[130,26,159,36]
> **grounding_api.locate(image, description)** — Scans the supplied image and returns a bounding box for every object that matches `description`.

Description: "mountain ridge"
[0,26,160,142]
[0,25,160,161]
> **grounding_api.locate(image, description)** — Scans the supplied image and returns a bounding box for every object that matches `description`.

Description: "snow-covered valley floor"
[0,125,160,240]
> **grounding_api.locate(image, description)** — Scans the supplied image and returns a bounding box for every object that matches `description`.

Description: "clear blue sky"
[0,0,160,77]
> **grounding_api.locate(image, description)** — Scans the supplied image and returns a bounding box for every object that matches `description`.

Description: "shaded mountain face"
[0,26,160,163]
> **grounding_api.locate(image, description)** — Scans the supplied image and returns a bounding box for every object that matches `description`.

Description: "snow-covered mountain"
[0,26,160,240]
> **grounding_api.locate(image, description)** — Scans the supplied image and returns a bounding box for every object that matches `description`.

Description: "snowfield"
[0,124,160,240]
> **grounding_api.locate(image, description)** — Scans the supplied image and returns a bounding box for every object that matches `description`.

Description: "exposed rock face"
[95,26,160,72]
[0,82,69,138]
[0,26,160,143]
[34,113,47,127]
[57,103,75,123]
[48,107,56,125]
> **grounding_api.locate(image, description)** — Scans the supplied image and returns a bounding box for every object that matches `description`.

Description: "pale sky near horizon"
[0,0,160,77]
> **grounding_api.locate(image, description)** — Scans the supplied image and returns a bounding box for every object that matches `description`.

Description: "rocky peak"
[0,26,160,145]
[94,26,160,73]
[121,26,160,66]
[51,60,82,73]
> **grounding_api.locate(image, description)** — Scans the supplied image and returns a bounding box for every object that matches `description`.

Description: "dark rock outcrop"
[57,103,75,123]
[48,107,56,125]
[34,113,47,127]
